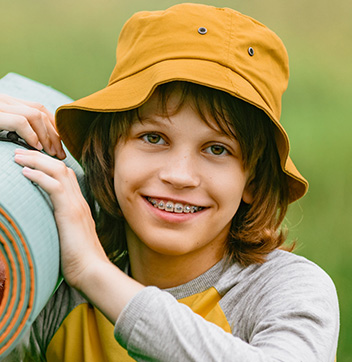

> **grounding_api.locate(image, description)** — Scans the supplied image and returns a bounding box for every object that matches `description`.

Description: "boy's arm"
[113,261,338,362]
[76,259,144,324]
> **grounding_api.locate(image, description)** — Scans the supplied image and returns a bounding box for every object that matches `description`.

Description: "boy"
[2,3,338,361]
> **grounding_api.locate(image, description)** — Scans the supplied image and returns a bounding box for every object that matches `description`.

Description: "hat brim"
[56,58,308,202]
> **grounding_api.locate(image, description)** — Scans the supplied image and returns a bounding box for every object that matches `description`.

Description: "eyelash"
[141,133,231,156]
[205,144,229,156]
[141,133,166,145]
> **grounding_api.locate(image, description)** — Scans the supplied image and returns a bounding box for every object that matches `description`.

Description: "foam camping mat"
[0,73,85,358]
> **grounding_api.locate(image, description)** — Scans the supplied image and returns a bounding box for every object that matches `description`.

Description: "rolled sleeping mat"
[0,73,86,358]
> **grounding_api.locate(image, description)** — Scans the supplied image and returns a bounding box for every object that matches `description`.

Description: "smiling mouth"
[146,197,204,214]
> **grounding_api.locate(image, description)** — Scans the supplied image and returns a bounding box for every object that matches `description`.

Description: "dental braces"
[147,197,203,213]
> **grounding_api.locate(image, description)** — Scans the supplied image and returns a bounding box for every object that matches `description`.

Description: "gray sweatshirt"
[115,250,339,361]
[4,250,339,361]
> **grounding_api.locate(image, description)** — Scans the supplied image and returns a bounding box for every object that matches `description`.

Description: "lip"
[142,195,207,223]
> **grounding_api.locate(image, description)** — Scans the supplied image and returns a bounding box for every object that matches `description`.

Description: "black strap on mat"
[0,131,39,151]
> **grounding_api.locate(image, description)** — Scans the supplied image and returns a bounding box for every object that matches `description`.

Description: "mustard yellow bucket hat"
[56,3,308,203]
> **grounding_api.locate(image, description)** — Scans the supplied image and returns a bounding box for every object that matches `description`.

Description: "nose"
[159,151,201,189]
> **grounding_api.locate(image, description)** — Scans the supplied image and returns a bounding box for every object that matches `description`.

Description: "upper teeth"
[147,197,203,213]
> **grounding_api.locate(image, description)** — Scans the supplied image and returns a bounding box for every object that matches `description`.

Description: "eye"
[142,133,165,145]
[205,144,229,156]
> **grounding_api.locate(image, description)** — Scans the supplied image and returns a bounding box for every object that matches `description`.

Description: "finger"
[14,150,77,200]
[0,94,55,127]
[0,104,51,151]
[45,123,66,159]
[15,150,83,213]
[19,99,56,128]
[0,93,27,105]
[0,104,65,158]
[21,165,80,215]
[24,106,66,159]
[0,112,43,150]
[22,166,63,199]
[14,148,66,179]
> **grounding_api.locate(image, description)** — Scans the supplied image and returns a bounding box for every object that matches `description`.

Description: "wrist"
[75,258,145,323]
[75,255,112,295]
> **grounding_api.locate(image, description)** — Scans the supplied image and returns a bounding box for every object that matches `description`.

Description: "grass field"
[1,0,351,360]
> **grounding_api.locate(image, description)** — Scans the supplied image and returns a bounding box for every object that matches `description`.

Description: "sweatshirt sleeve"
[115,287,274,361]
[114,259,339,362]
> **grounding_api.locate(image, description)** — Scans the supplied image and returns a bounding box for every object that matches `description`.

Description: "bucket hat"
[56,3,308,203]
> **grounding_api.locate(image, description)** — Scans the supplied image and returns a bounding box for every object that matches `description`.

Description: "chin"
[150,242,195,257]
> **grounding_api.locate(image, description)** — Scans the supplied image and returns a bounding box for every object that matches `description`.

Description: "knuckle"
[51,181,65,194]
[54,162,77,181]
[16,115,29,128]
[67,168,76,177]
[28,108,42,120]
[31,102,46,111]
[55,160,68,173]
[46,159,67,179]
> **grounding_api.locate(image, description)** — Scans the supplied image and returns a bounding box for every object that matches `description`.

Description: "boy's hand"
[14,149,107,290]
[14,148,144,323]
[0,94,66,159]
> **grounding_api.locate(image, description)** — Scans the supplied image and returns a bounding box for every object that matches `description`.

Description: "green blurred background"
[1,0,351,359]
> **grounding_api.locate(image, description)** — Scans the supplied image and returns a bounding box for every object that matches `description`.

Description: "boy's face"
[113,89,251,273]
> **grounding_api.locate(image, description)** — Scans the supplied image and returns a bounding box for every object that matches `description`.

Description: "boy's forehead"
[136,89,235,139]
[138,86,183,115]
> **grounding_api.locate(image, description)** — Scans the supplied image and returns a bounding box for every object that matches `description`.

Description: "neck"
[125,226,225,289]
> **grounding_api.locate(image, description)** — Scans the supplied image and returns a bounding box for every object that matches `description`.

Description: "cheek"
[113,150,151,206]
[113,151,130,206]
[210,168,248,213]
[113,163,131,206]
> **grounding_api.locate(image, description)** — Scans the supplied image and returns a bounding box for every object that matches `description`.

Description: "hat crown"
[109,3,289,121]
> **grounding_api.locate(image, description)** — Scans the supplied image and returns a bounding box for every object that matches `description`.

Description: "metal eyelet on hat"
[248,47,254,56]
[198,27,207,35]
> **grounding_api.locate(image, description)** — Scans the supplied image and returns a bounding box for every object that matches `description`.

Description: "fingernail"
[59,149,66,159]
[15,148,26,154]
[22,167,32,176]
[36,141,43,150]
[14,153,24,165]
[48,143,57,155]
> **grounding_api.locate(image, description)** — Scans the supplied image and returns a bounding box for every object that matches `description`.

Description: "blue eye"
[143,133,164,144]
[207,144,228,156]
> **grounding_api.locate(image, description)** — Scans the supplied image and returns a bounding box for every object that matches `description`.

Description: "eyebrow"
[139,111,239,139]
[137,117,165,125]
[135,117,238,145]
[135,115,176,128]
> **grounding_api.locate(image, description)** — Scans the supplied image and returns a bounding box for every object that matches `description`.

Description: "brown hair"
[82,82,290,267]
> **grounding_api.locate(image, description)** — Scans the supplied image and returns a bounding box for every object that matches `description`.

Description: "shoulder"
[265,250,339,310]
[223,249,337,293]
[219,249,339,323]
[262,249,337,293]
[220,250,339,359]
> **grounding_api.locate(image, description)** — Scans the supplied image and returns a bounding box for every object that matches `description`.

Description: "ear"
[242,180,254,204]
[242,188,253,204]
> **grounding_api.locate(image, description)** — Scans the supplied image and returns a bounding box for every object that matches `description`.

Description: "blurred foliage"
[1,0,351,360]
